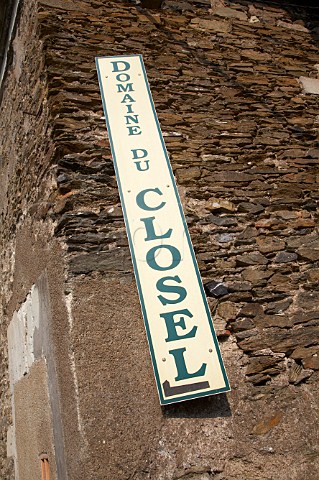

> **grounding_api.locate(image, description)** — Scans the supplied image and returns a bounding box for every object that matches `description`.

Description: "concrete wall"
[1,0,319,479]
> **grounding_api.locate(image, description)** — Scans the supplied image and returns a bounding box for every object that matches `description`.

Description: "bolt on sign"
[96,55,230,404]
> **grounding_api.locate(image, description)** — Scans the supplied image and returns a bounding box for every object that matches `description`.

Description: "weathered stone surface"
[298,244,319,261]
[302,356,319,370]
[214,6,247,21]
[257,314,293,329]
[239,303,264,318]
[277,20,309,33]
[236,253,268,266]
[207,215,238,226]
[256,236,285,254]
[228,281,252,292]
[238,202,264,214]
[265,298,292,314]
[213,317,228,338]
[241,267,272,285]
[176,166,201,183]
[204,280,229,298]
[246,356,283,375]
[288,362,313,385]
[209,199,236,212]
[291,345,319,360]
[297,291,319,310]
[306,268,319,283]
[251,412,283,435]
[238,324,319,354]
[216,233,234,243]
[1,0,319,478]
[217,301,239,321]
[232,317,255,333]
[274,251,298,263]
[69,250,132,274]
[190,17,231,33]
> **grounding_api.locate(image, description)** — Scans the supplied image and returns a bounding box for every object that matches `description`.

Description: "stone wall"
[0,0,56,477]
[1,0,319,479]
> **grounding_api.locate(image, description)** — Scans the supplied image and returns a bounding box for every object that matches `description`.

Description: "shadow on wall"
[162,392,231,418]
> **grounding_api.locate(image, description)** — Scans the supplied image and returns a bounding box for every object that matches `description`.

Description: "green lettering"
[140,217,172,242]
[156,276,187,306]
[134,161,149,172]
[169,347,207,382]
[121,93,135,104]
[117,83,134,93]
[136,188,165,211]
[160,309,196,342]
[127,126,142,136]
[125,115,139,125]
[146,244,181,271]
[111,60,130,72]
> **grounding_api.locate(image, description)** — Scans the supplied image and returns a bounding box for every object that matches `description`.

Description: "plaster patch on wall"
[7,284,40,388]
[6,425,15,459]
[299,76,319,94]
[7,282,52,480]
[65,292,87,446]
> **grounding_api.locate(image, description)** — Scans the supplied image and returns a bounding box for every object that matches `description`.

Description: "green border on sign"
[96,54,230,404]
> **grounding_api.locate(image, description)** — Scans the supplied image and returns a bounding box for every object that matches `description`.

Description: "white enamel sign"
[96,55,230,404]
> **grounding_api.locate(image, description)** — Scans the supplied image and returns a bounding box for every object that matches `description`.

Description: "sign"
[96,55,230,404]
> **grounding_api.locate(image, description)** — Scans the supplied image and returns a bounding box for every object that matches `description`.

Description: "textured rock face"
[0,0,55,478]
[1,0,319,479]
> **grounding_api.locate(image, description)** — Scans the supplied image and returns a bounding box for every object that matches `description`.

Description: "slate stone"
[265,298,292,315]
[247,373,271,385]
[2,0,319,477]
[204,280,229,298]
[242,267,272,284]
[208,215,238,226]
[228,281,252,292]
[306,268,319,283]
[210,199,236,212]
[297,292,319,310]
[256,237,285,254]
[238,325,319,354]
[190,18,232,33]
[238,202,264,214]
[216,233,234,243]
[290,311,319,326]
[236,253,268,266]
[217,301,239,321]
[290,345,319,360]
[239,303,264,317]
[289,362,313,385]
[274,252,298,263]
[176,166,201,183]
[277,20,309,33]
[162,0,193,11]
[232,318,255,333]
[214,6,248,21]
[272,326,319,353]
[246,356,282,375]
[298,245,319,262]
[259,314,293,329]
[214,317,228,338]
[69,250,132,274]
